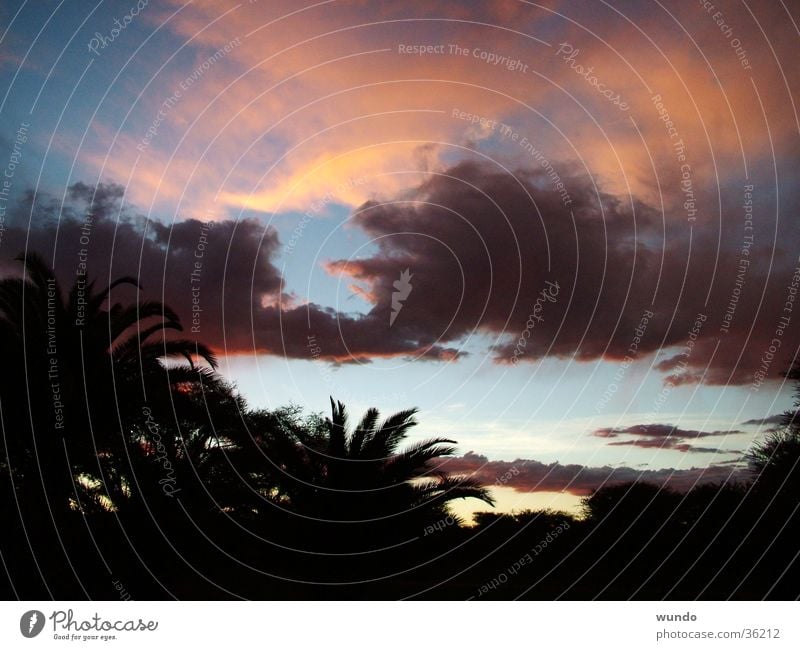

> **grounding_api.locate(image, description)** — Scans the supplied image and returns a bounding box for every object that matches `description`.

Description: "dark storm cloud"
[2,183,281,353]
[324,160,800,385]
[0,183,460,362]
[435,452,747,496]
[3,158,799,382]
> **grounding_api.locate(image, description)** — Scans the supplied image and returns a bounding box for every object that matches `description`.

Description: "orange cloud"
[71,0,798,233]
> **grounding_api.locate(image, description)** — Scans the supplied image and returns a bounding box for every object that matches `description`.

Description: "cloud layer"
[4,161,799,390]
[592,424,742,454]
[436,452,747,496]
[0,183,463,362]
[324,160,800,385]
[3,0,799,388]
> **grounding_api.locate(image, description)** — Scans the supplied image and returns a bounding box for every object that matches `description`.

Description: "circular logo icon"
[20,610,45,638]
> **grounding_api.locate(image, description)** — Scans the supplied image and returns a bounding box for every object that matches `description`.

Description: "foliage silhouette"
[274,399,493,520]
[746,366,800,501]
[1,253,800,599]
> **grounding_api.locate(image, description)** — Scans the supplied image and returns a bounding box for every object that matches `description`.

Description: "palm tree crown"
[276,399,494,523]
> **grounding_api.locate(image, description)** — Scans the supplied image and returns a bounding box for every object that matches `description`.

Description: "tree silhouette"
[5,250,800,599]
[252,399,494,551]
[0,252,216,515]
[746,365,800,500]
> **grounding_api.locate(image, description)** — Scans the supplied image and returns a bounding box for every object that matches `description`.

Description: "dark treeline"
[1,254,798,600]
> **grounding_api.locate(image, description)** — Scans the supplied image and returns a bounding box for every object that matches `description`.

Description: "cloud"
[435,452,747,496]
[67,0,800,224]
[324,159,800,384]
[606,440,739,454]
[592,423,743,454]
[741,415,786,427]
[593,424,737,439]
[5,162,800,386]
[7,0,794,384]
[0,183,462,362]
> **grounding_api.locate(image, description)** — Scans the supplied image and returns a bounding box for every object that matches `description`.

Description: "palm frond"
[383,437,457,481]
[327,398,348,458]
[413,474,495,507]
[108,301,182,343]
[111,321,184,361]
[349,407,380,457]
[126,338,216,371]
[16,252,59,296]
[361,407,419,458]
[88,276,142,315]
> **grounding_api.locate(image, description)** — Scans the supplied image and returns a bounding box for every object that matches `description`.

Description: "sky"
[1,0,799,517]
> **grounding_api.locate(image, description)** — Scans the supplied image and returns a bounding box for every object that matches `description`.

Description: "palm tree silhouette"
[0,252,216,515]
[746,364,800,501]
[274,399,494,531]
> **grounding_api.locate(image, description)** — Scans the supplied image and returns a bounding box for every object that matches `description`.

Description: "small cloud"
[592,423,743,454]
[437,453,746,495]
[741,414,786,430]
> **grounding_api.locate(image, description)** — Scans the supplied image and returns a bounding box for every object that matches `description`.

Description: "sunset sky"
[2,0,799,516]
